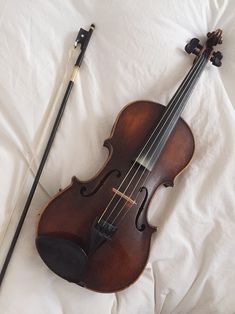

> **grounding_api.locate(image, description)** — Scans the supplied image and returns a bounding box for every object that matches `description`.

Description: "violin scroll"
[185,29,223,67]
[206,29,223,47]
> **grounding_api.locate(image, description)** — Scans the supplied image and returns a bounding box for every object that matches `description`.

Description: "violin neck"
[165,53,208,115]
[135,53,208,171]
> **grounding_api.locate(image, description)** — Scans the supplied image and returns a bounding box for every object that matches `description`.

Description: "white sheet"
[0,0,235,313]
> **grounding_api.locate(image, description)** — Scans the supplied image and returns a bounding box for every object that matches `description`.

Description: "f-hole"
[135,186,148,231]
[80,169,121,197]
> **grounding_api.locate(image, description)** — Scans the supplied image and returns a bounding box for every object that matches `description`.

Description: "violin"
[36,29,223,293]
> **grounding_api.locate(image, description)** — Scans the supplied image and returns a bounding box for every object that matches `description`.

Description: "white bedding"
[0,0,235,313]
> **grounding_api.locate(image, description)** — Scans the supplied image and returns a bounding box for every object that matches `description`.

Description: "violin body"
[35,29,223,293]
[36,100,194,292]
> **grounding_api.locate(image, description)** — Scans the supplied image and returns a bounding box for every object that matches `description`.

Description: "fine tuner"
[185,29,223,67]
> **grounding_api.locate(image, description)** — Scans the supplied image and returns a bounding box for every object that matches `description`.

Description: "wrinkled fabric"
[0,0,235,313]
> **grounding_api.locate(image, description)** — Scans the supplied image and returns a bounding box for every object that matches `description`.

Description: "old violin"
[36,29,223,292]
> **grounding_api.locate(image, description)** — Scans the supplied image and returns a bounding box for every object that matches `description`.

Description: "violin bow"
[0,24,95,287]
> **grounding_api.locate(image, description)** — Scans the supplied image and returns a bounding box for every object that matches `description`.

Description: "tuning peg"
[185,38,200,54]
[213,51,223,60]
[185,38,203,55]
[210,51,223,67]
[212,59,222,67]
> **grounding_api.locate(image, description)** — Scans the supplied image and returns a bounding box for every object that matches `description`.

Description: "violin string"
[99,54,205,224]
[112,56,208,225]
[113,56,208,226]
[98,53,205,224]
[108,55,207,224]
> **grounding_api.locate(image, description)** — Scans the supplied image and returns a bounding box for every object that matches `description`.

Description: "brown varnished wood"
[37,100,194,292]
